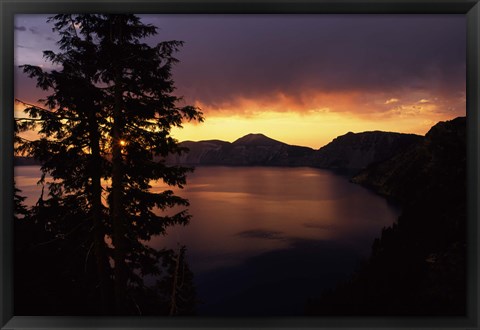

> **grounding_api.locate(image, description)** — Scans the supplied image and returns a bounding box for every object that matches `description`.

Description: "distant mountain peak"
[164,119,454,170]
[233,133,284,146]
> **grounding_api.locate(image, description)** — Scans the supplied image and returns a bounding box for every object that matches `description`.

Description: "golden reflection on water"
[14,166,400,275]
[146,167,400,273]
[14,165,401,316]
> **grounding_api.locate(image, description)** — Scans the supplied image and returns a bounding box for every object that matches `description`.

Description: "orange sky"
[170,89,465,149]
[14,14,466,150]
[15,87,466,150]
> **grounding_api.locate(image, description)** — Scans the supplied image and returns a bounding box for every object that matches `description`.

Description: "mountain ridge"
[312,130,422,169]
[16,121,455,173]
[167,133,315,167]
[165,130,423,169]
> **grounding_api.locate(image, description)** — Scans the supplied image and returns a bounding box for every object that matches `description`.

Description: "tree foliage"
[15,14,202,315]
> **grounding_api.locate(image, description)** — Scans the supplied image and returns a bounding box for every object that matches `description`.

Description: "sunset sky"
[14,14,466,149]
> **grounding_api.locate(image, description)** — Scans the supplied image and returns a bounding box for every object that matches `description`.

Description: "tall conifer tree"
[16,14,202,314]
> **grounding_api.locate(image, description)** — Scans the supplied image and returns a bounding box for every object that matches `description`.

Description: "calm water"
[15,166,400,316]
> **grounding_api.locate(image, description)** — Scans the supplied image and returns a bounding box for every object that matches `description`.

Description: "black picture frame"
[1,1,479,329]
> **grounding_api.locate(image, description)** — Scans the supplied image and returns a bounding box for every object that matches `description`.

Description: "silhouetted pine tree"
[13,120,28,221]
[17,16,113,311]
[15,14,202,315]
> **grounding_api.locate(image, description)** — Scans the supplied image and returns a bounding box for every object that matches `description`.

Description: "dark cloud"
[28,27,40,34]
[142,15,465,110]
[15,14,466,116]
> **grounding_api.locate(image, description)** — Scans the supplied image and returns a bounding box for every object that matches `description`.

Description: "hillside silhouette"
[307,117,466,315]
[165,131,421,169]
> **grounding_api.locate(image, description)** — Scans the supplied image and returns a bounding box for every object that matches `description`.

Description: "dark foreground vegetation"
[307,117,466,315]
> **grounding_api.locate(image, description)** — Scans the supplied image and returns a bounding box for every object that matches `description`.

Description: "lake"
[15,165,400,316]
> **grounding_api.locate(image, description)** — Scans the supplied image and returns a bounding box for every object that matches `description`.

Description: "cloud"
[15,14,466,121]
[385,98,400,104]
[156,14,466,117]
[28,27,39,34]
[15,24,46,36]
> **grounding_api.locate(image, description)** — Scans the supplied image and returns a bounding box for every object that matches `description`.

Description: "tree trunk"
[111,65,128,314]
[88,112,112,314]
[169,249,181,316]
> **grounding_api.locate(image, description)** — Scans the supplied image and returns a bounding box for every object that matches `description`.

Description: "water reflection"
[149,167,400,274]
[15,165,400,315]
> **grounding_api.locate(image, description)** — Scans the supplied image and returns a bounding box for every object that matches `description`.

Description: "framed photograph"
[1,1,479,329]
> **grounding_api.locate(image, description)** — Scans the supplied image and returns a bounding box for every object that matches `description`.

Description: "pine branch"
[15,117,44,122]
[16,136,37,143]
[15,98,81,121]
[69,14,79,38]
[15,99,54,113]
